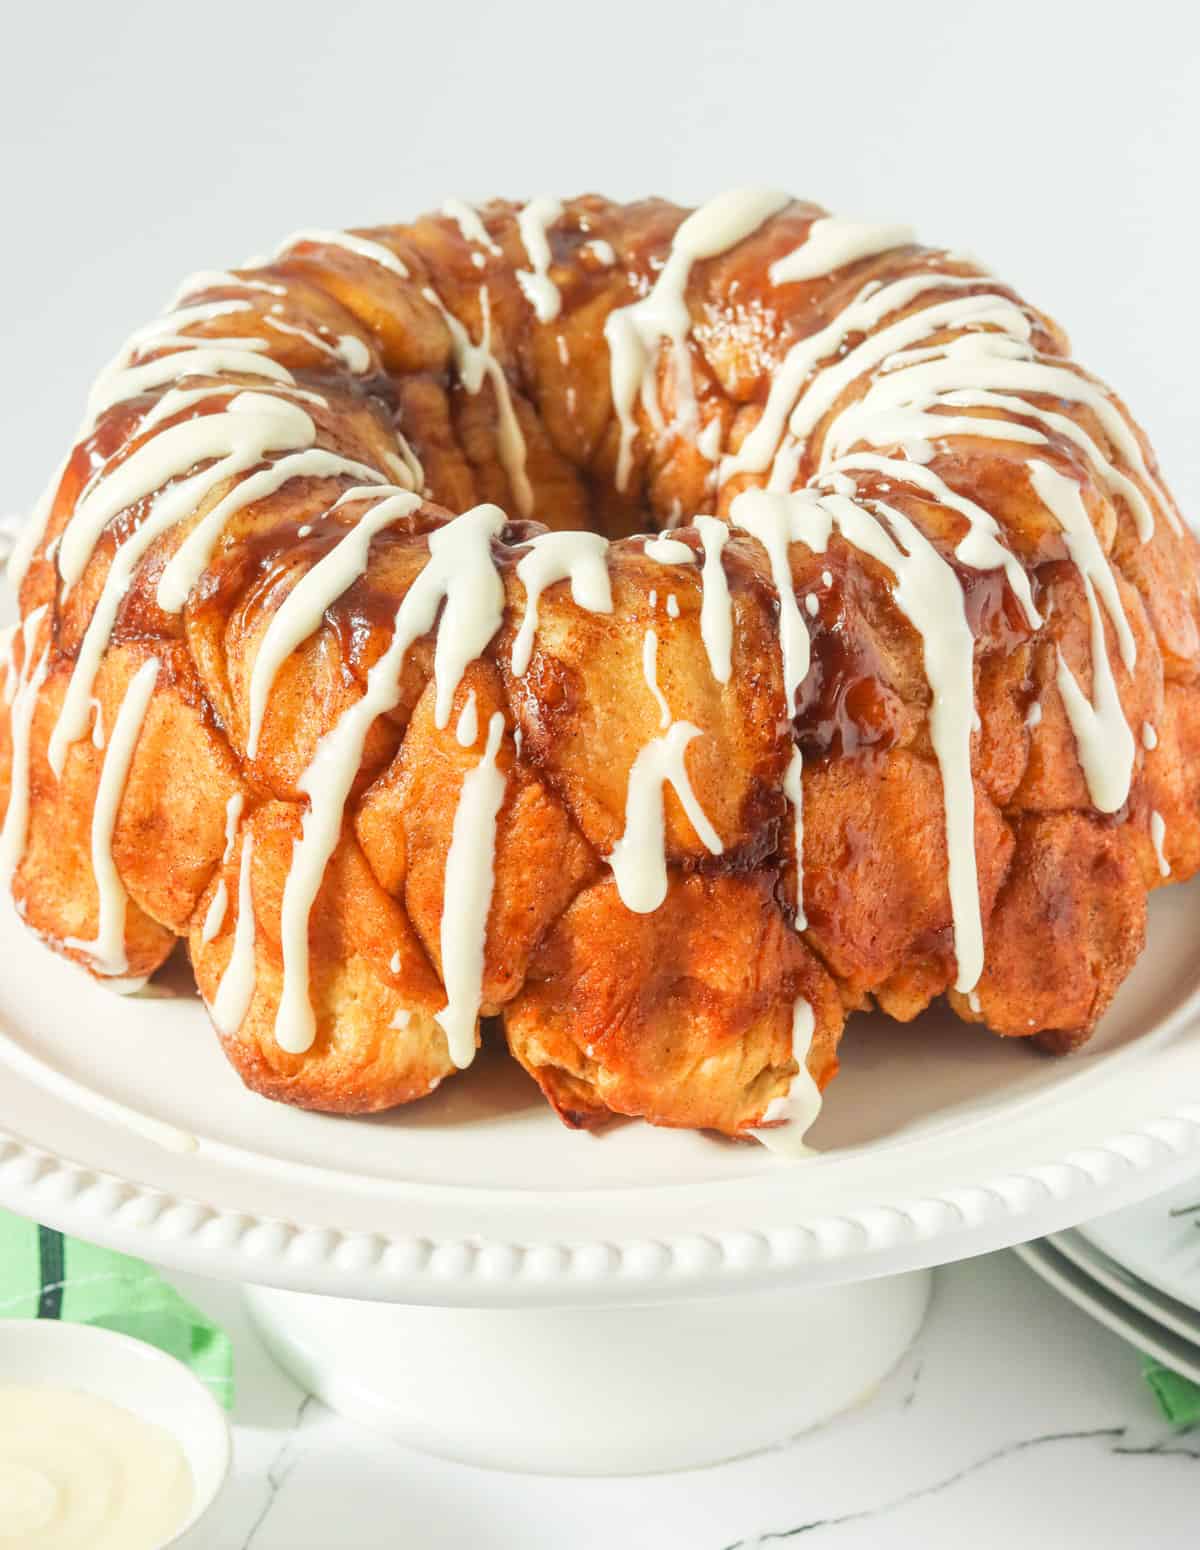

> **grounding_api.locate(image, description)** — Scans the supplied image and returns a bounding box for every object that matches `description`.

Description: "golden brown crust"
[504,872,842,1133]
[949,812,1147,1046]
[1,195,1197,1138]
[189,802,452,1112]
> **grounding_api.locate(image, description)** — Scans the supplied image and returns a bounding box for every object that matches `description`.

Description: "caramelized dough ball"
[9,646,202,979]
[105,649,244,934]
[951,812,1145,1045]
[354,663,597,1010]
[504,872,843,1134]
[801,749,1013,1014]
[1114,511,1200,677]
[1130,679,1200,887]
[1011,562,1161,814]
[190,801,452,1111]
[502,537,788,868]
[190,497,441,794]
[275,231,450,376]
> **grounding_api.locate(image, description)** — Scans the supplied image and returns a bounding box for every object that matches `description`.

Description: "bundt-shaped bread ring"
[2,192,1197,1150]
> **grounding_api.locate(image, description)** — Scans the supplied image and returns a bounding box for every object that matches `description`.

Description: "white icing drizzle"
[643,535,696,565]
[1029,462,1136,813]
[436,710,507,1067]
[121,299,254,350]
[1143,721,1158,751]
[824,397,1048,462]
[719,273,999,487]
[49,393,323,776]
[59,392,315,590]
[7,457,67,593]
[441,199,503,256]
[245,488,422,758]
[607,721,723,913]
[0,625,17,707]
[839,494,982,990]
[170,269,287,306]
[387,431,425,491]
[780,291,1033,476]
[825,454,1039,627]
[202,792,245,943]
[63,656,159,979]
[86,344,295,428]
[390,1007,412,1030]
[0,606,50,887]
[262,312,371,373]
[277,228,410,279]
[755,997,822,1156]
[274,504,507,1054]
[842,331,1178,537]
[388,949,403,975]
[456,689,479,747]
[731,489,811,715]
[422,284,533,517]
[642,629,671,728]
[583,239,616,266]
[734,486,984,992]
[606,188,792,488]
[510,530,613,676]
[83,301,279,427]
[1053,632,1135,813]
[783,745,806,930]
[129,382,325,441]
[158,456,396,615]
[211,833,256,1033]
[693,515,733,684]
[805,594,819,617]
[1023,465,1134,818]
[221,793,243,855]
[846,396,1161,547]
[1028,462,1136,670]
[201,879,228,944]
[515,196,564,323]
[666,593,680,619]
[697,418,723,462]
[770,218,915,286]
[1026,700,1043,730]
[1150,811,1171,877]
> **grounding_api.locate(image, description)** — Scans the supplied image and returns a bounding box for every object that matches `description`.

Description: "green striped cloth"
[1142,1355,1200,1425]
[0,1211,233,1408]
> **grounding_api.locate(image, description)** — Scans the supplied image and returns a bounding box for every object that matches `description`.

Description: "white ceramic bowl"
[0,1320,231,1544]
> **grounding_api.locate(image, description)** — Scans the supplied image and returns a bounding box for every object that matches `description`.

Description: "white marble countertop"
[172,1249,1198,1549]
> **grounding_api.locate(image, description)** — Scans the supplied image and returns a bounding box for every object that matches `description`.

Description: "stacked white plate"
[1016,1175,1200,1382]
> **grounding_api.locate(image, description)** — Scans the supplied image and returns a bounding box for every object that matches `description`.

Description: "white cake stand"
[1,887,1199,1474]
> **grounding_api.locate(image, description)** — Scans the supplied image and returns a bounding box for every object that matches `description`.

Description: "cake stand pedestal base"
[245,1268,932,1475]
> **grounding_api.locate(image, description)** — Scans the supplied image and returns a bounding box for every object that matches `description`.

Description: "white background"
[1,0,1197,522]
[3,7,1200,1545]
[180,1253,1200,1549]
